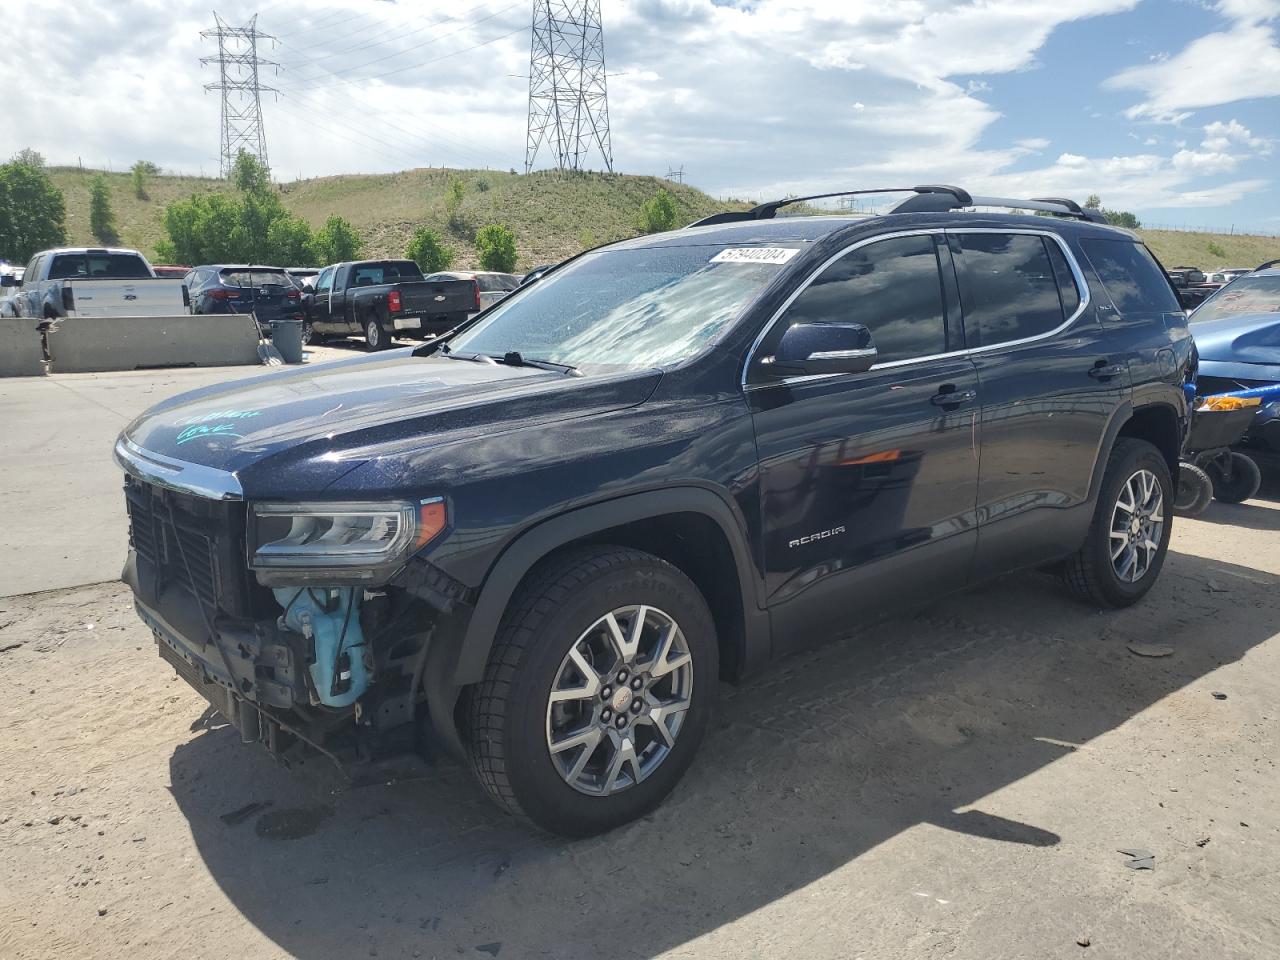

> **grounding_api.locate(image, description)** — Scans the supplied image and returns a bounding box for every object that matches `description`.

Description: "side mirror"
[302,281,315,293]
[0,274,17,287]
[771,322,877,375]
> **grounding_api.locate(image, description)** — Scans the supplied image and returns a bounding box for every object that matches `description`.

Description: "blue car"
[1189,260,1280,459]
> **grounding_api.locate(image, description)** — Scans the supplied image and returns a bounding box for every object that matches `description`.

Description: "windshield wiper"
[492,351,582,376]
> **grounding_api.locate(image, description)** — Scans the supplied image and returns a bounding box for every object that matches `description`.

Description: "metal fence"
[1141,222,1280,238]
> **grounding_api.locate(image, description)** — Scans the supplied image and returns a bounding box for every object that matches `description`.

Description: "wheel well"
[1118,405,1180,473]
[541,512,747,679]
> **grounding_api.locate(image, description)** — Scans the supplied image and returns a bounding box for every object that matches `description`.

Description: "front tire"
[1063,438,1172,608]
[466,546,718,837]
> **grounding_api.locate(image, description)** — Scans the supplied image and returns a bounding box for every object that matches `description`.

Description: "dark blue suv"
[115,186,1193,836]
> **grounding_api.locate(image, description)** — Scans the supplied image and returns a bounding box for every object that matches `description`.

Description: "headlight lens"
[250,499,447,570]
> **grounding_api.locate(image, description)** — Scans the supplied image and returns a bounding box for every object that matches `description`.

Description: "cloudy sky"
[3,0,1279,229]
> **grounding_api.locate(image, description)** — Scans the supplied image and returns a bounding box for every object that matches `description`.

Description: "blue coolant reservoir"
[273,587,370,707]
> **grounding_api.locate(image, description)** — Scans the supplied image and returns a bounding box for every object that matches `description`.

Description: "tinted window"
[1079,239,1181,318]
[477,274,516,292]
[1190,275,1280,322]
[956,234,1063,347]
[776,234,948,364]
[48,252,152,280]
[351,260,423,285]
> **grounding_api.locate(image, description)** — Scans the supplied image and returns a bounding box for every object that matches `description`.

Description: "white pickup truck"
[2,247,189,319]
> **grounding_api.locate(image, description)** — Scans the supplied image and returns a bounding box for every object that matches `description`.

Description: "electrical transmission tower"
[525,1,613,174]
[201,12,277,178]
[666,165,685,184]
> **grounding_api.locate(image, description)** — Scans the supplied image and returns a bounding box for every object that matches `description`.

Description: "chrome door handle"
[1089,362,1126,379]
[931,387,977,406]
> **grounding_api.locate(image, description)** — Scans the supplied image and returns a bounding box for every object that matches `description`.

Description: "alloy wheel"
[545,605,694,797]
[1110,468,1164,583]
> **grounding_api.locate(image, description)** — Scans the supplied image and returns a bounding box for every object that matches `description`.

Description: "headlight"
[249,498,448,580]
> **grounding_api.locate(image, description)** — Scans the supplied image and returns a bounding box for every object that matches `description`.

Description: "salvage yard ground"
[0,353,1277,958]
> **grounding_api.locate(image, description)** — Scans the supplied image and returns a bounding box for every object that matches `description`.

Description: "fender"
[1086,400,1133,503]
[420,486,769,756]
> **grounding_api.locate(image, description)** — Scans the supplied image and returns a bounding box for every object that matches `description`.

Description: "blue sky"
[2,0,1278,231]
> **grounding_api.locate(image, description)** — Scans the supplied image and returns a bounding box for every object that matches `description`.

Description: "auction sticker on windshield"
[710,247,800,265]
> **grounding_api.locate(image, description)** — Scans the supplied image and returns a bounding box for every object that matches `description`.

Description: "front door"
[948,230,1128,578]
[747,232,981,656]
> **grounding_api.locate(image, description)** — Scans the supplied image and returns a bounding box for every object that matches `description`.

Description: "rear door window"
[954,233,1065,347]
[220,268,290,287]
[1079,239,1181,318]
[773,233,951,365]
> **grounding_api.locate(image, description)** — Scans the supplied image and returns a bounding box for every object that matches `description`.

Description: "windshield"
[1192,275,1280,322]
[448,244,796,368]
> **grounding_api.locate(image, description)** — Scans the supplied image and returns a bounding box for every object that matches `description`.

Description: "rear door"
[748,232,980,655]
[951,229,1125,578]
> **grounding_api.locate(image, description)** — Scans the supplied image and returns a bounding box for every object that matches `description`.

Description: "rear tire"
[1207,451,1261,504]
[1063,438,1172,608]
[1174,461,1214,517]
[365,318,389,350]
[466,546,718,837]
[301,320,317,346]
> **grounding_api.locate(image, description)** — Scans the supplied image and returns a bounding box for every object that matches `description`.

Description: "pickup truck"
[303,259,476,349]
[9,247,189,319]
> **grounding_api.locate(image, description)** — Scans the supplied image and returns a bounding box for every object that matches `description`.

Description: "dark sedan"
[186,265,303,335]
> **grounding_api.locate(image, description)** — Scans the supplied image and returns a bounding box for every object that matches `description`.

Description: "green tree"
[475,224,517,272]
[131,160,153,200]
[0,158,67,260]
[1103,209,1142,229]
[88,175,118,244]
[267,215,315,266]
[12,148,45,168]
[406,227,454,272]
[639,188,678,233]
[1083,194,1102,211]
[308,215,363,264]
[158,193,242,264]
[231,150,272,194]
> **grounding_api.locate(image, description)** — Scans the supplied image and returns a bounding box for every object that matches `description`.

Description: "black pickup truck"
[115,185,1193,837]
[302,259,477,348]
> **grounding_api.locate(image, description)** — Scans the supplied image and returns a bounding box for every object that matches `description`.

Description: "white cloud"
[1107,1,1280,121]
[1016,137,1051,150]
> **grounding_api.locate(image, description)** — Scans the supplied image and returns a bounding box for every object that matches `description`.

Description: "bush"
[639,188,678,233]
[475,177,490,193]
[406,227,454,272]
[1207,241,1226,259]
[475,224,517,272]
[445,174,466,230]
[131,161,153,200]
[88,175,118,244]
[0,157,66,260]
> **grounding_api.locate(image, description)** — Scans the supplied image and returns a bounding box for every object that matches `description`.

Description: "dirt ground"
[2,488,1278,960]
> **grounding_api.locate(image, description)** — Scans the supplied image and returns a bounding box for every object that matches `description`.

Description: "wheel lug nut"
[601,685,612,699]
[601,708,612,722]
[616,670,628,683]
[631,677,643,690]
[631,700,643,714]
[615,715,626,729]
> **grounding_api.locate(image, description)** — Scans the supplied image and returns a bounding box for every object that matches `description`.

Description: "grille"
[124,477,230,613]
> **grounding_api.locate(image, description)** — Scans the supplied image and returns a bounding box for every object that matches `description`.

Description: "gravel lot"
[2,478,1277,959]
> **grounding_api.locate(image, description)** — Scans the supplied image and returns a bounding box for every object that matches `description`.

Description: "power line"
[666,165,685,184]
[525,0,613,174]
[201,12,278,178]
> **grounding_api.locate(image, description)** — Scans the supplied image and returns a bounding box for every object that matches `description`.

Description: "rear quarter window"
[954,233,1067,347]
[1079,239,1181,318]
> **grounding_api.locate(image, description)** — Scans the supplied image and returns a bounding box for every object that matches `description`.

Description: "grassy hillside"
[45,165,1280,271]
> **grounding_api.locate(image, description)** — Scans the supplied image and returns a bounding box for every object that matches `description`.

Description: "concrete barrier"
[0,317,47,377]
[45,313,262,373]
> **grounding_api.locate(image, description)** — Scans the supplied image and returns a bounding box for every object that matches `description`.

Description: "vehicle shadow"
[168,549,1279,959]
[1193,500,1280,531]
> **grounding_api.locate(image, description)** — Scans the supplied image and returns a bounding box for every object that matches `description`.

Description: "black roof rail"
[685,185,971,227]
[1256,258,1280,271]
[685,185,1107,227]
[893,192,1107,223]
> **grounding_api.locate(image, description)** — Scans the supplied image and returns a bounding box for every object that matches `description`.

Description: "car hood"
[121,350,662,491]
[1191,311,1280,364]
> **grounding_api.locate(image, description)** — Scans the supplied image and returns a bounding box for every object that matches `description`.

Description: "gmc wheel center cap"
[612,687,633,713]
